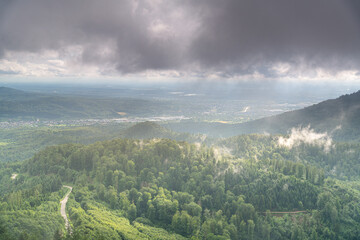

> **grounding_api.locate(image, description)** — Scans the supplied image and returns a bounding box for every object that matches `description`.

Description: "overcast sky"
[0,0,360,83]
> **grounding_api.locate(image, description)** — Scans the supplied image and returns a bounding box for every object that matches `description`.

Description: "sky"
[0,0,360,83]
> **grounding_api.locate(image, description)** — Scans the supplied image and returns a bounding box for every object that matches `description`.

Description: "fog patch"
[194,142,202,151]
[331,125,342,134]
[213,146,232,161]
[278,126,333,152]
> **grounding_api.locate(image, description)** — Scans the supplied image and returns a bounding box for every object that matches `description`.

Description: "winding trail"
[60,185,73,234]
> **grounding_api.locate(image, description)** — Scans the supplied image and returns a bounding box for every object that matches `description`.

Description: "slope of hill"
[0,121,208,163]
[0,87,40,101]
[120,121,211,144]
[0,87,173,120]
[121,121,177,139]
[234,90,360,140]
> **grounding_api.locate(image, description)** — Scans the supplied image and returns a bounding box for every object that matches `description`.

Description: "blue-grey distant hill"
[0,87,172,120]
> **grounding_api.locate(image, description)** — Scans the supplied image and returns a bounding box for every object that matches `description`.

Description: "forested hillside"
[0,124,130,162]
[121,122,190,140]
[0,137,359,239]
[0,122,205,162]
[220,134,360,180]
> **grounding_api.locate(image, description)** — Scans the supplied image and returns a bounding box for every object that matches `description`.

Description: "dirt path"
[60,185,73,234]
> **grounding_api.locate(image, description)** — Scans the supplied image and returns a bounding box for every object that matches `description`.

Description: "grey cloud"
[0,0,190,73]
[0,0,360,76]
[190,0,360,74]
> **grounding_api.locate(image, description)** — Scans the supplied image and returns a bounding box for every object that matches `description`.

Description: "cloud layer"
[0,0,360,80]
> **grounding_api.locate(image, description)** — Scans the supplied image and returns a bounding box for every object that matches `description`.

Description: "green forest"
[0,122,202,163]
[1,0,360,239]
[0,134,359,239]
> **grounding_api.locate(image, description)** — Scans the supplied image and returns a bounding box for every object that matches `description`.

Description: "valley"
[0,88,360,239]
[1,1,360,239]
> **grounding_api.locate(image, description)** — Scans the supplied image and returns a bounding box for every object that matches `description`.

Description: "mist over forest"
[1,1,360,240]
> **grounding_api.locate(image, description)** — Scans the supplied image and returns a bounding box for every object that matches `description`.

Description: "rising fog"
[278,126,333,152]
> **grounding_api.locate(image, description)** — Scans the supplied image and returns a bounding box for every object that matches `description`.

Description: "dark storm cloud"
[0,0,188,73]
[0,0,360,77]
[190,0,360,74]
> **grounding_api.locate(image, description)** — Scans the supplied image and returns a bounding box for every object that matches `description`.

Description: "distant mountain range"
[0,86,38,101]
[0,87,172,120]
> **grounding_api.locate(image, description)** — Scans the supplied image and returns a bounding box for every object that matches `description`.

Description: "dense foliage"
[0,137,359,239]
[0,125,129,162]
[221,135,360,180]
[0,122,200,162]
